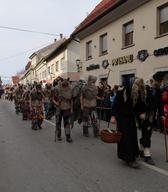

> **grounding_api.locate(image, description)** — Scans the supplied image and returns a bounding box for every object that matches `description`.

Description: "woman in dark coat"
[111,78,147,168]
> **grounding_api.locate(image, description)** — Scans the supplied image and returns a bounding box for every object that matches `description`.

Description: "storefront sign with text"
[154,47,168,56]
[86,64,100,71]
[112,54,133,66]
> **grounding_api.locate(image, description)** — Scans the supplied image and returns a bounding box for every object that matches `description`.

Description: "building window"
[51,64,54,73]
[48,66,50,75]
[100,33,107,55]
[55,61,59,72]
[60,57,65,70]
[123,21,134,47]
[159,4,168,35]
[86,40,92,60]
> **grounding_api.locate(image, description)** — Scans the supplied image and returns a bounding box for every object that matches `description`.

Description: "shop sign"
[112,54,133,66]
[154,47,168,56]
[102,60,109,69]
[137,50,149,62]
[86,64,100,71]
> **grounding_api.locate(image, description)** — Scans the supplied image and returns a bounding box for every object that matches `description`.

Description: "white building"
[72,0,168,87]
[42,38,80,82]
[29,38,67,84]
[22,36,80,85]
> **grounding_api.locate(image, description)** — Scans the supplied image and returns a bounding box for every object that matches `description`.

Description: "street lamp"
[76,59,82,72]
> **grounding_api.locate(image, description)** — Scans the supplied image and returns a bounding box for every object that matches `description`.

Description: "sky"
[0,0,101,79]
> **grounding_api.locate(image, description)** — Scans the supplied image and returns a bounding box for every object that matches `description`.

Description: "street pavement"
[0,99,168,192]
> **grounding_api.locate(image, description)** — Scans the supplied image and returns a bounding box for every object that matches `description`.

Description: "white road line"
[44,119,64,130]
[45,119,168,177]
[44,119,55,126]
[140,161,168,177]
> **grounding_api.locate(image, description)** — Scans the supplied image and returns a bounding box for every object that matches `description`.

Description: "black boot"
[139,150,144,158]
[93,125,99,137]
[66,135,72,143]
[144,156,155,165]
[127,161,140,169]
[83,126,89,137]
[57,127,62,141]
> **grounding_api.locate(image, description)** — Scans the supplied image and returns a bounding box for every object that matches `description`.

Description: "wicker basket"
[100,129,122,143]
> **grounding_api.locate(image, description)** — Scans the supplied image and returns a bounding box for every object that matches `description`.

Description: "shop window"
[100,77,108,86]
[100,33,107,55]
[158,4,168,35]
[123,21,134,47]
[86,40,92,60]
[121,74,135,87]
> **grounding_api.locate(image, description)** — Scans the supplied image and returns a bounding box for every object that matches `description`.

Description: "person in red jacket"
[162,85,168,132]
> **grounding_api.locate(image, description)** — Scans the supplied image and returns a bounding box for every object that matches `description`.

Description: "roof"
[29,38,67,62]
[25,61,31,71]
[44,38,71,62]
[72,0,122,36]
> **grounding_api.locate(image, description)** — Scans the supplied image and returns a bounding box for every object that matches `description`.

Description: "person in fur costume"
[43,83,53,120]
[56,80,73,142]
[14,84,24,114]
[22,86,31,120]
[80,75,100,137]
[30,84,44,130]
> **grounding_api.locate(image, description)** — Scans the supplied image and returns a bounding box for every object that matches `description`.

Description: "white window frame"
[100,33,107,55]
[86,40,92,60]
[55,61,59,72]
[123,20,134,47]
[158,3,168,36]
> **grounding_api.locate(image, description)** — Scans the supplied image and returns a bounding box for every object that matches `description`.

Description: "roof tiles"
[72,0,120,35]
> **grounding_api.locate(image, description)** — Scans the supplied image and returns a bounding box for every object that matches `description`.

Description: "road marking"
[140,161,168,177]
[46,120,168,177]
[44,119,55,126]
[44,119,64,130]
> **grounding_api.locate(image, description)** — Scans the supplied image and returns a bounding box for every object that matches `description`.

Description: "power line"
[0,42,51,62]
[0,25,60,36]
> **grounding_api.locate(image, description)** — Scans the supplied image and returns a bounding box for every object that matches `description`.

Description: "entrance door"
[121,73,135,87]
[162,71,168,82]
[100,77,108,86]
[153,71,168,82]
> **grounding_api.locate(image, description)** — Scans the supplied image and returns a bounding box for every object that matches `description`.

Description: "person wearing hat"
[138,73,165,165]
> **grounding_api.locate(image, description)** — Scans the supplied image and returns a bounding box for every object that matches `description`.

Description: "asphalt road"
[0,99,168,192]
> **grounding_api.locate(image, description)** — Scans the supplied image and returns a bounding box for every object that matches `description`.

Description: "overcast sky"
[0,0,100,78]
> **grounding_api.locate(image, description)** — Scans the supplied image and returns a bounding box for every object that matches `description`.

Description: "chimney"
[54,38,57,42]
[60,33,63,39]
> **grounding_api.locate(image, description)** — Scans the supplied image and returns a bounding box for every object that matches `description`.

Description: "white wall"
[80,0,168,86]
[67,40,80,72]
[47,51,67,80]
